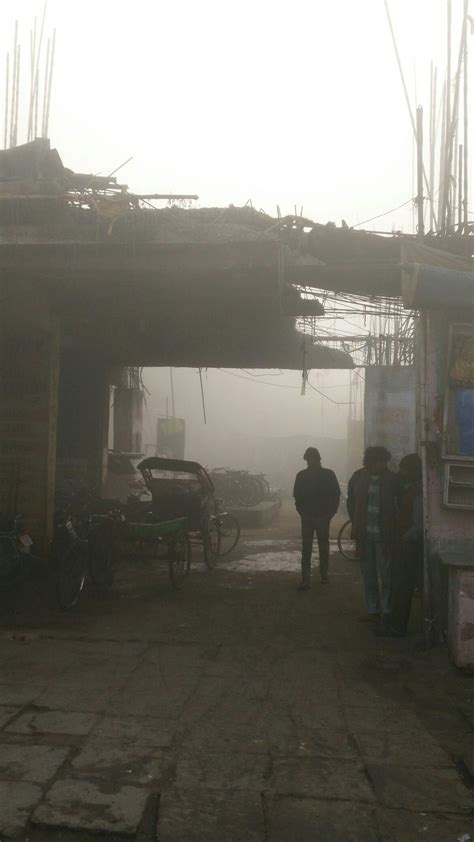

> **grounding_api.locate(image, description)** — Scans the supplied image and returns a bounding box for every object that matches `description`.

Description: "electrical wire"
[351,197,414,229]
[215,369,354,405]
[306,378,352,405]
[216,369,301,389]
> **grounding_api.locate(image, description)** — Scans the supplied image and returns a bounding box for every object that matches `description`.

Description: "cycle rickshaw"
[137,457,241,567]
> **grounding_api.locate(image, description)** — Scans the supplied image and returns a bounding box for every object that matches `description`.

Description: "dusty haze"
[1,0,468,488]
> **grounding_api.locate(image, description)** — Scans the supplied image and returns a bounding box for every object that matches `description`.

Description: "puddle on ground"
[242,539,297,549]
[225,550,310,573]
[223,542,341,573]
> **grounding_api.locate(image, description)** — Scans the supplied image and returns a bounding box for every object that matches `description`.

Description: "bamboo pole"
[28,18,37,142]
[416,106,425,237]
[31,2,48,141]
[41,37,50,138]
[170,368,175,419]
[437,81,447,230]
[13,44,20,148]
[444,14,467,231]
[9,21,18,148]
[458,143,463,231]
[44,28,56,139]
[429,64,437,230]
[384,0,437,229]
[453,128,459,228]
[463,0,469,238]
[442,0,452,232]
[4,53,9,149]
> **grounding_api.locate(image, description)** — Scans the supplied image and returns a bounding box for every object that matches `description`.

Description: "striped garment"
[366,476,381,538]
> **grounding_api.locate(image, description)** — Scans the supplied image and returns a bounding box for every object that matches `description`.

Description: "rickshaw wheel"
[337,520,359,561]
[216,512,240,556]
[88,524,116,587]
[169,532,191,589]
[56,543,86,610]
[203,518,221,569]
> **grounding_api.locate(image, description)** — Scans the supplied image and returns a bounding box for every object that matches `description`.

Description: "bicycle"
[212,501,241,556]
[0,514,42,591]
[337,519,359,562]
[52,506,88,610]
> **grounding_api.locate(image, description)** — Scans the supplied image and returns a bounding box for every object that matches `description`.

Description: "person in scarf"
[347,446,399,632]
[390,453,423,637]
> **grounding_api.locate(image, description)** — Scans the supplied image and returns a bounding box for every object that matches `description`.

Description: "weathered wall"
[113,387,143,454]
[422,312,474,632]
[364,366,417,469]
[0,284,59,550]
[447,567,474,668]
[56,353,110,494]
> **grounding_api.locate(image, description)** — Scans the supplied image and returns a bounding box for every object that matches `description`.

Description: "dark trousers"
[301,515,330,583]
[391,541,421,634]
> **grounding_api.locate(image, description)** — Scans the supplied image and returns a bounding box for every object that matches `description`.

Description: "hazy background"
[1,0,469,487]
[1,1,468,228]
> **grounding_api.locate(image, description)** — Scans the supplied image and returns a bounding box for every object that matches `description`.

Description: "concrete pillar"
[0,325,59,552]
[56,354,110,494]
[113,387,143,453]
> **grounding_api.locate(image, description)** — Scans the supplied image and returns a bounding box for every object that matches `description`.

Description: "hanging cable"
[198,368,207,425]
[351,197,414,229]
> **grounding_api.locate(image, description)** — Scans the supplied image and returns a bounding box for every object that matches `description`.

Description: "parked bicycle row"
[207,467,280,508]
[0,458,241,612]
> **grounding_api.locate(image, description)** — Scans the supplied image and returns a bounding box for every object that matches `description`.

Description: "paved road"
[0,510,473,840]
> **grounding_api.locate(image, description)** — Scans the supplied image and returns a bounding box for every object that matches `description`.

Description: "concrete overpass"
[0,140,353,547]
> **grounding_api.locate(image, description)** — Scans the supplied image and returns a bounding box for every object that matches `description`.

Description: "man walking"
[293,447,341,590]
[347,446,399,631]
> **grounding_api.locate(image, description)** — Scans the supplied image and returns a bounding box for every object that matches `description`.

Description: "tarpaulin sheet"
[401,239,474,309]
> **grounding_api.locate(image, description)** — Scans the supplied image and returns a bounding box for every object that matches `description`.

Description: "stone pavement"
[0,511,473,840]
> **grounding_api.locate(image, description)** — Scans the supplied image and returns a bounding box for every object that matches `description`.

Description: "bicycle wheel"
[260,476,270,498]
[337,520,359,561]
[56,542,86,610]
[203,518,221,569]
[0,536,24,590]
[238,477,263,507]
[88,522,115,587]
[169,531,192,589]
[216,512,241,556]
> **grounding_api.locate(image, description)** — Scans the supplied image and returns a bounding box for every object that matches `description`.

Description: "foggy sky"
[2,1,469,232]
[1,1,469,464]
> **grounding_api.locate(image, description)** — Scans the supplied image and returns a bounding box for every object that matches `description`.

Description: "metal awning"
[401,240,474,310]
[402,262,474,309]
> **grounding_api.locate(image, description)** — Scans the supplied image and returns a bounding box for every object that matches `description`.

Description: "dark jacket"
[398,479,423,544]
[347,467,399,554]
[293,466,341,519]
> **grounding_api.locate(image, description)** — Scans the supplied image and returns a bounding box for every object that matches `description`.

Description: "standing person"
[347,446,399,631]
[293,447,341,591]
[390,453,423,637]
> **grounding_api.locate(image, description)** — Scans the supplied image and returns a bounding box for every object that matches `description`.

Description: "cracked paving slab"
[70,738,172,786]
[176,751,270,791]
[269,756,376,801]
[268,722,358,759]
[0,742,69,783]
[0,780,43,838]
[265,796,380,842]
[0,705,22,729]
[0,521,473,838]
[354,726,454,767]
[157,788,266,841]
[6,709,99,737]
[32,778,150,836]
[376,806,474,841]
[367,763,474,813]
[91,714,175,747]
